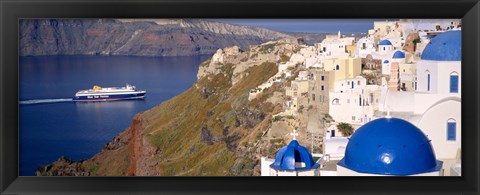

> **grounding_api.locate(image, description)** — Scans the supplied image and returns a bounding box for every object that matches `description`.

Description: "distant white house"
[317,31,355,59]
[329,77,379,125]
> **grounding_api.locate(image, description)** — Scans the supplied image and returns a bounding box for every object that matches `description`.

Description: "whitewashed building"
[329,77,379,125]
[378,30,461,175]
[355,37,375,58]
[318,31,355,59]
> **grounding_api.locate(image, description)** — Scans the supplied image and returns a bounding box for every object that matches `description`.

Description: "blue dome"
[270,140,319,171]
[379,40,393,45]
[337,118,442,175]
[392,51,405,59]
[383,60,389,64]
[421,30,461,61]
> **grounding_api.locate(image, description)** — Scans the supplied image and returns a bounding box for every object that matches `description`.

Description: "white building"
[378,39,394,53]
[355,37,375,58]
[323,135,349,160]
[329,77,379,125]
[378,30,461,175]
[414,30,461,161]
[318,31,355,59]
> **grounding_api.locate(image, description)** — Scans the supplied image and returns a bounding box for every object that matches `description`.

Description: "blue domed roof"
[379,40,393,46]
[421,30,461,61]
[392,51,406,59]
[337,118,442,175]
[383,60,389,64]
[270,140,319,171]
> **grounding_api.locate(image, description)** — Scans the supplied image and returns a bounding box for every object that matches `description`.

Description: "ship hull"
[73,92,146,102]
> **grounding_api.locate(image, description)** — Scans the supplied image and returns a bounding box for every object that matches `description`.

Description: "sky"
[210,19,393,33]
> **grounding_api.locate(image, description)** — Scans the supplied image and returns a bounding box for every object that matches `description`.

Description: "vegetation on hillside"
[128,61,280,175]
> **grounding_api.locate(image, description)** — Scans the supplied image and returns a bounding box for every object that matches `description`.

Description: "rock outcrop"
[197,38,303,85]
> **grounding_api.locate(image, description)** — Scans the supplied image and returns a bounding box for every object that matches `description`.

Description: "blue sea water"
[19,55,210,176]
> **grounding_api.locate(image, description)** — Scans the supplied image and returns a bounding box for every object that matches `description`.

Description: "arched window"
[450,72,459,93]
[447,119,456,141]
[336,65,340,70]
[332,98,340,105]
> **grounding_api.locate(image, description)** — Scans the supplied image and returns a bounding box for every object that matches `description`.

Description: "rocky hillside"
[20,19,293,57]
[37,38,306,176]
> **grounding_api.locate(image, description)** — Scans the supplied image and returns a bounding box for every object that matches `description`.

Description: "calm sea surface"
[19,55,210,176]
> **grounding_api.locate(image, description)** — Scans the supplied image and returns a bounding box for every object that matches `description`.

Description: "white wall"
[416,60,461,95]
[417,98,461,160]
[261,157,274,176]
[379,45,393,53]
[329,92,375,125]
[333,77,367,93]
[355,38,375,58]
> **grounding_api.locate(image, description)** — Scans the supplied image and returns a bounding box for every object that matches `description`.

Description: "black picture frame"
[1,0,479,194]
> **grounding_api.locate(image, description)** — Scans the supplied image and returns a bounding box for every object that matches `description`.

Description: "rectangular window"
[312,94,316,101]
[447,122,456,141]
[321,76,324,81]
[352,116,356,121]
[321,85,324,91]
[427,74,431,91]
[347,99,350,103]
[450,75,459,93]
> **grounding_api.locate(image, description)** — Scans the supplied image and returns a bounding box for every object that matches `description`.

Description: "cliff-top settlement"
[37,19,462,176]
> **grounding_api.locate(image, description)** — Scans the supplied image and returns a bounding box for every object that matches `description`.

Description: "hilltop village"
[37,19,462,177]
[236,19,462,176]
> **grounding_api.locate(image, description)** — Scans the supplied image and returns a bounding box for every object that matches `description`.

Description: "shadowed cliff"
[20,19,293,57]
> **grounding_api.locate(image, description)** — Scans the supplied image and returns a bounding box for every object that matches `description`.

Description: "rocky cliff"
[20,19,293,57]
[37,38,305,176]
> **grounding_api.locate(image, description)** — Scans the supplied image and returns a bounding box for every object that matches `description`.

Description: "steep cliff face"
[37,38,304,176]
[20,19,293,57]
